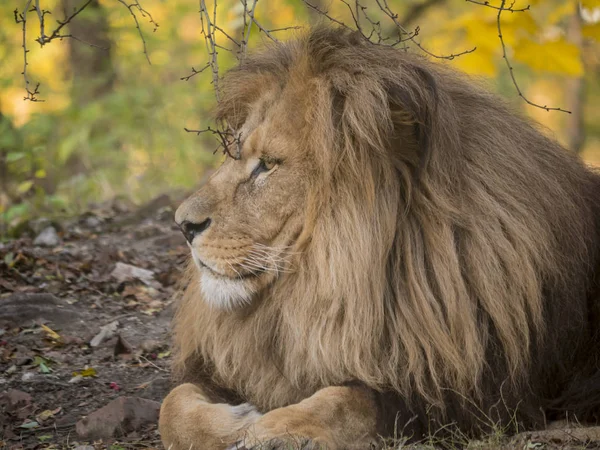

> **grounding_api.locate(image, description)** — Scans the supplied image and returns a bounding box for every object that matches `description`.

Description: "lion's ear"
[386,65,438,173]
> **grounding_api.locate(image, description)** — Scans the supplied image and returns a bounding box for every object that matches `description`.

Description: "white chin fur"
[199,270,255,310]
[190,246,255,309]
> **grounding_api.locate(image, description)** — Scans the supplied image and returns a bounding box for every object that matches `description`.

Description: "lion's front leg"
[159,383,262,450]
[231,386,379,450]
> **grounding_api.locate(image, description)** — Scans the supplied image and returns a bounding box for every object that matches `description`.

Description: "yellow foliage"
[453,45,498,77]
[581,0,600,8]
[513,38,584,76]
[548,2,576,24]
[501,9,539,39]
[264,3,296,27]
[583,23,600,41]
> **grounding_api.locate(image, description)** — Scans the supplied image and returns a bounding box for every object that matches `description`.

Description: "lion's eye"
[252,158,277,177]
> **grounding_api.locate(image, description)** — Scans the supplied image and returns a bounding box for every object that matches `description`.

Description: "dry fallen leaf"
[72,367,97,377]
[41,324,62,343]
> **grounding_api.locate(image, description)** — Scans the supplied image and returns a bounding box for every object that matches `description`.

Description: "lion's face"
[175,92,309,309]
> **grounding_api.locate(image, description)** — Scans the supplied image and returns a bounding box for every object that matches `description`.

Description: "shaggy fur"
[171,27,600,440]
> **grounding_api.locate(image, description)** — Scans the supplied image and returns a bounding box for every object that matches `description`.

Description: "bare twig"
[57,33,108,49]
[180,63,211,81]
[243,0,258,51]
[185,0,479,156]
[304,1,353,31]
[184,126,243,159]
[16,0,155,100]
[14,1,43,101]
[116,0,159,65]
[355,2,384,44]
[245,3,280,43]
[466,0,530,13]
[303,0,476,59]
[268,26,303,33]
[374,0,476,59]
[188,0,301,153]
[36,0,94,46]
[494,0,571,113]
[199,0,221,100]
[213,22,242,47]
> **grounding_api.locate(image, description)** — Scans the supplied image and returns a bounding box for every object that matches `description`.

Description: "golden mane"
[172,28,600,430]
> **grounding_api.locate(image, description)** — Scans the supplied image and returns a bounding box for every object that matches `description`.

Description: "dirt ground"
[1,195,184,449]
[3,195,600,450]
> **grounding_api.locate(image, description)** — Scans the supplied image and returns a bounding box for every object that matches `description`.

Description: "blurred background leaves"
[1,0,599,237]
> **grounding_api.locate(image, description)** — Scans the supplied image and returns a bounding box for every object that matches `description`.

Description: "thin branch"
[115,0,158,65]
[213,22,241,47]
[243,0,258,50]
[356,3,385,44]
[495,0,571,113]
[36,0,94,46]
[246,5,280,43]
[17,0,147,100]
[466,0,530,13]
[187,0,298,147]
[375,0,476,59]
[184,126,243,160]
[268,26,303,33]
[14,1,43,101]
[53,33,109,49]
[304,1,353,31]
[304,0,476,59]
[240,0,248,57]
[180,63,211,81]
[199,0,221,100]
[34,0,47,42]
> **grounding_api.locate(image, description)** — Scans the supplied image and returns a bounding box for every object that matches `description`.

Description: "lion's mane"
[173,28,600,435]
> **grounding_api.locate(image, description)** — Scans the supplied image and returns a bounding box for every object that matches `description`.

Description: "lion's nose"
[179,218,212,244]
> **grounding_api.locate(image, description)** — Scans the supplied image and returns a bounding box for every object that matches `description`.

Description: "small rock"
[84,215,102,228]
[33,226,60,247]
[5,365,17,374]
[29,218,52,235]
[75,396,161,439]
[0,389,32,412]
[140,339,161,354]
[90,321,119,348]
[111,262,155,286]
[21,372,35,382]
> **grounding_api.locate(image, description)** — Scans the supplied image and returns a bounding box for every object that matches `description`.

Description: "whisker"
[226,261,243,280]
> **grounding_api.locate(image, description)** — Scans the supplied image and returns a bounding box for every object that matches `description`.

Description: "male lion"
[160,28,600,449]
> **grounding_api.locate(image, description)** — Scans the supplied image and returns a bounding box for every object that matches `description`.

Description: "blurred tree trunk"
[61,0,114,103]
[58,0,115,188]
[566,2,586,154]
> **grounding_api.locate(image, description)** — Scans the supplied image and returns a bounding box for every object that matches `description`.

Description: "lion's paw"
[230,402,264,421]
[227,436,321,450]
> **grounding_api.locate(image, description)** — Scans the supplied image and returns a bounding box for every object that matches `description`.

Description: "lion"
[159,27,600,449]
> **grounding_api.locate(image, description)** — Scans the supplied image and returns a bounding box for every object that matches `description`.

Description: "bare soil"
[1,195,185,449]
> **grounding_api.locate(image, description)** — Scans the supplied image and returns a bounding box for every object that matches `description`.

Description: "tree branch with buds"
[15,0,157,101]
